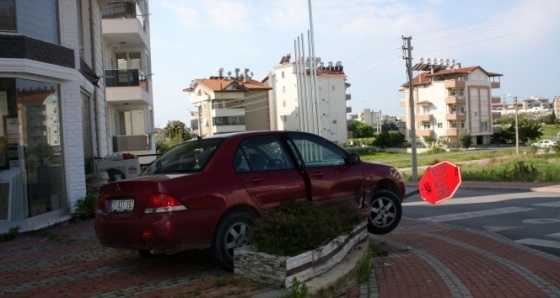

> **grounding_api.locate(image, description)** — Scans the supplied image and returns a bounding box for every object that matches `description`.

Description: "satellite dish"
[227,71,232,76]
[250,71,254,77]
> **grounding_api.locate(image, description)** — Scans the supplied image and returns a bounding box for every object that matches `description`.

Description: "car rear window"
[141,138,224,175]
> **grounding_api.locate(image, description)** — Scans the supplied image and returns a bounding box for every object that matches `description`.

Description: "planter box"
[234,221,367,288]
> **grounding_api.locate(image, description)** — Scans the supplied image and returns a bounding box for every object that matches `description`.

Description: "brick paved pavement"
[1,182,559,297]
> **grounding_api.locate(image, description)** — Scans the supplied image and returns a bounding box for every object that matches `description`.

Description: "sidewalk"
[0,182,559,297]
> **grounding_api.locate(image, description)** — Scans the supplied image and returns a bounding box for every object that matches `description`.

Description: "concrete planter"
[234,221,367,288]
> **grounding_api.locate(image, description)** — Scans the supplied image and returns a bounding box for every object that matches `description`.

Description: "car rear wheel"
[211,211,256,271]
[367,189,402,235]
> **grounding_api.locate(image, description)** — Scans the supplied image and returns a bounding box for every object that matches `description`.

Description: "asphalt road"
[402,187,560,257]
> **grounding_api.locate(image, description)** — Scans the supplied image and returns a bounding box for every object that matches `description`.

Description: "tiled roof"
[402,65,503,87]
[191,78,271,92]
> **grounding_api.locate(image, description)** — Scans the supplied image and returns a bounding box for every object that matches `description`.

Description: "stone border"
[234,221,367,288]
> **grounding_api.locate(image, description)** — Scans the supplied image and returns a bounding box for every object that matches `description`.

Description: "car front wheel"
[367,189,402,235]
[211,211,256,271]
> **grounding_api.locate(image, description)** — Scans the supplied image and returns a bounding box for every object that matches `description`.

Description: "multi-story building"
[186,68,271,136]
[268,56,351,144]
[554,97,560,120]
[102,0,156,166]
[0,0,110,232]
[400,64,502,145]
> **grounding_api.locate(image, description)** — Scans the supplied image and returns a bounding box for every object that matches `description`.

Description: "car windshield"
[141,138,224,175]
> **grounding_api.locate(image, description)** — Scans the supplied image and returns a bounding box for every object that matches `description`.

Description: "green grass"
[539,124,560,139]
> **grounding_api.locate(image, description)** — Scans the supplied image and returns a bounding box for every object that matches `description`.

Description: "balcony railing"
[444,80,465,89]
[102,2,147,31]
[446,113,466,121]
[445,96,466,104]
[113,135,150,152]
[416,114,432,122]
[105,69,147,90]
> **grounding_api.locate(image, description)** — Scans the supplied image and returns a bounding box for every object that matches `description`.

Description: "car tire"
[138,250,154,257]
[367,189,402,235]
[210,211,256,271]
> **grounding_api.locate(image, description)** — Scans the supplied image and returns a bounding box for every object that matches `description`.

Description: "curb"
[252,238,371,298]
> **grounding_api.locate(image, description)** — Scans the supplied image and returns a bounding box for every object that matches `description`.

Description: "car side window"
[288,133,346,167]
[234,135,295,172]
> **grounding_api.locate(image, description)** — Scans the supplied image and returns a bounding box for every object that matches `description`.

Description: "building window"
[1,0,59,43]
[437,122,442,128]
[0,78,65,219]
[332,85,335,91]
[421,122,431,129]
[281,71,284,79]
[460,121,465,129]
[450,121,457,128]
[448,88,456,96]
[0,0,16,31]
[459,89,464,96]
[282,86,285,93]
[460,106,465,113]
[283,100,286,107]
[423,107,429,114]
[449,104,457,113]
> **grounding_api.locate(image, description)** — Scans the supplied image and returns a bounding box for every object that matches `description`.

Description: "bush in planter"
[250,199,364,256]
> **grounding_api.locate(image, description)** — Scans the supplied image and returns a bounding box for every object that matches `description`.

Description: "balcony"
[491,82,500,89]
[416,114,432,122]
[445,96,465,105]
[491,96,501,104]
[345,94,352,100]
[445,129,460,136]
[105,69,151,106]
[213,124,246,134]
[446,113,466,121]
[444,80,465,89]
[346,106,352,113]
[416,129,433,137]
[102,2,149,49]
[113,134,150,152]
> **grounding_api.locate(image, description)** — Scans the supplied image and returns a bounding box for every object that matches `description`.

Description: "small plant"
[0,226,20,242]
[358,251,373,283]
[279,278,308,298]
[72,191,97,220]
[251,200,363,256]
[511,161,538,182]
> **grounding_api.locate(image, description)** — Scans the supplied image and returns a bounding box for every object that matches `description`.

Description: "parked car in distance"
[531,139,557,148]
[94,131,406,270]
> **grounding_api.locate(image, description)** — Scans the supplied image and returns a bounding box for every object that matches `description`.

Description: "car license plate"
[109,199,134,212]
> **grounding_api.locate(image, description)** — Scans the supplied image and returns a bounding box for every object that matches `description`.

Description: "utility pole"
[514,96,519,155]
[402,36,418,181]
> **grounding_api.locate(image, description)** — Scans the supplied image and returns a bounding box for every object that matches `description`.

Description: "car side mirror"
[348,153,360,165]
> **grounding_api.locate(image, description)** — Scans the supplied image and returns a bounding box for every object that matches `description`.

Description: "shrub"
[72,191,97,220]
[0,226,20,242]
[251,200,364,256]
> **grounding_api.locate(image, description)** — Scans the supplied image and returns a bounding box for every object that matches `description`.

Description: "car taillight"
[145,193,187,214]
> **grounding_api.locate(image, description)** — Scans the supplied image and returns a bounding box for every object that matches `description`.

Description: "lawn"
[360,147,560,182]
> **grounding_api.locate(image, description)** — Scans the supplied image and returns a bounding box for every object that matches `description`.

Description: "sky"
[149,0,560,128]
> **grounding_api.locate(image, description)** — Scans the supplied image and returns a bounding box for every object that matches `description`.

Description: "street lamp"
[513,96,519,155]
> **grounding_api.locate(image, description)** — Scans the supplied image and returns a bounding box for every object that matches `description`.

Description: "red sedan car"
[95,131,406,270]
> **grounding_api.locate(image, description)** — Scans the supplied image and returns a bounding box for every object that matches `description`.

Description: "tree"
[423,136,435,148]
[459,130,472,149]
[348,120,374,138]
[373,131,407,148]
[155,120,192,155]
[510,119,543,144]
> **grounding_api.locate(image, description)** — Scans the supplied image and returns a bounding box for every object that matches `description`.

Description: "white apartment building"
[268,56,351,144]
[186,68,271,136]
[0,0,112,232]
[400,64,502,145]
[102,0,156,166]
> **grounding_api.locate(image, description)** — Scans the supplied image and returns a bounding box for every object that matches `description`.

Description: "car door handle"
[311,171,325,178]
[245,176,263,184]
